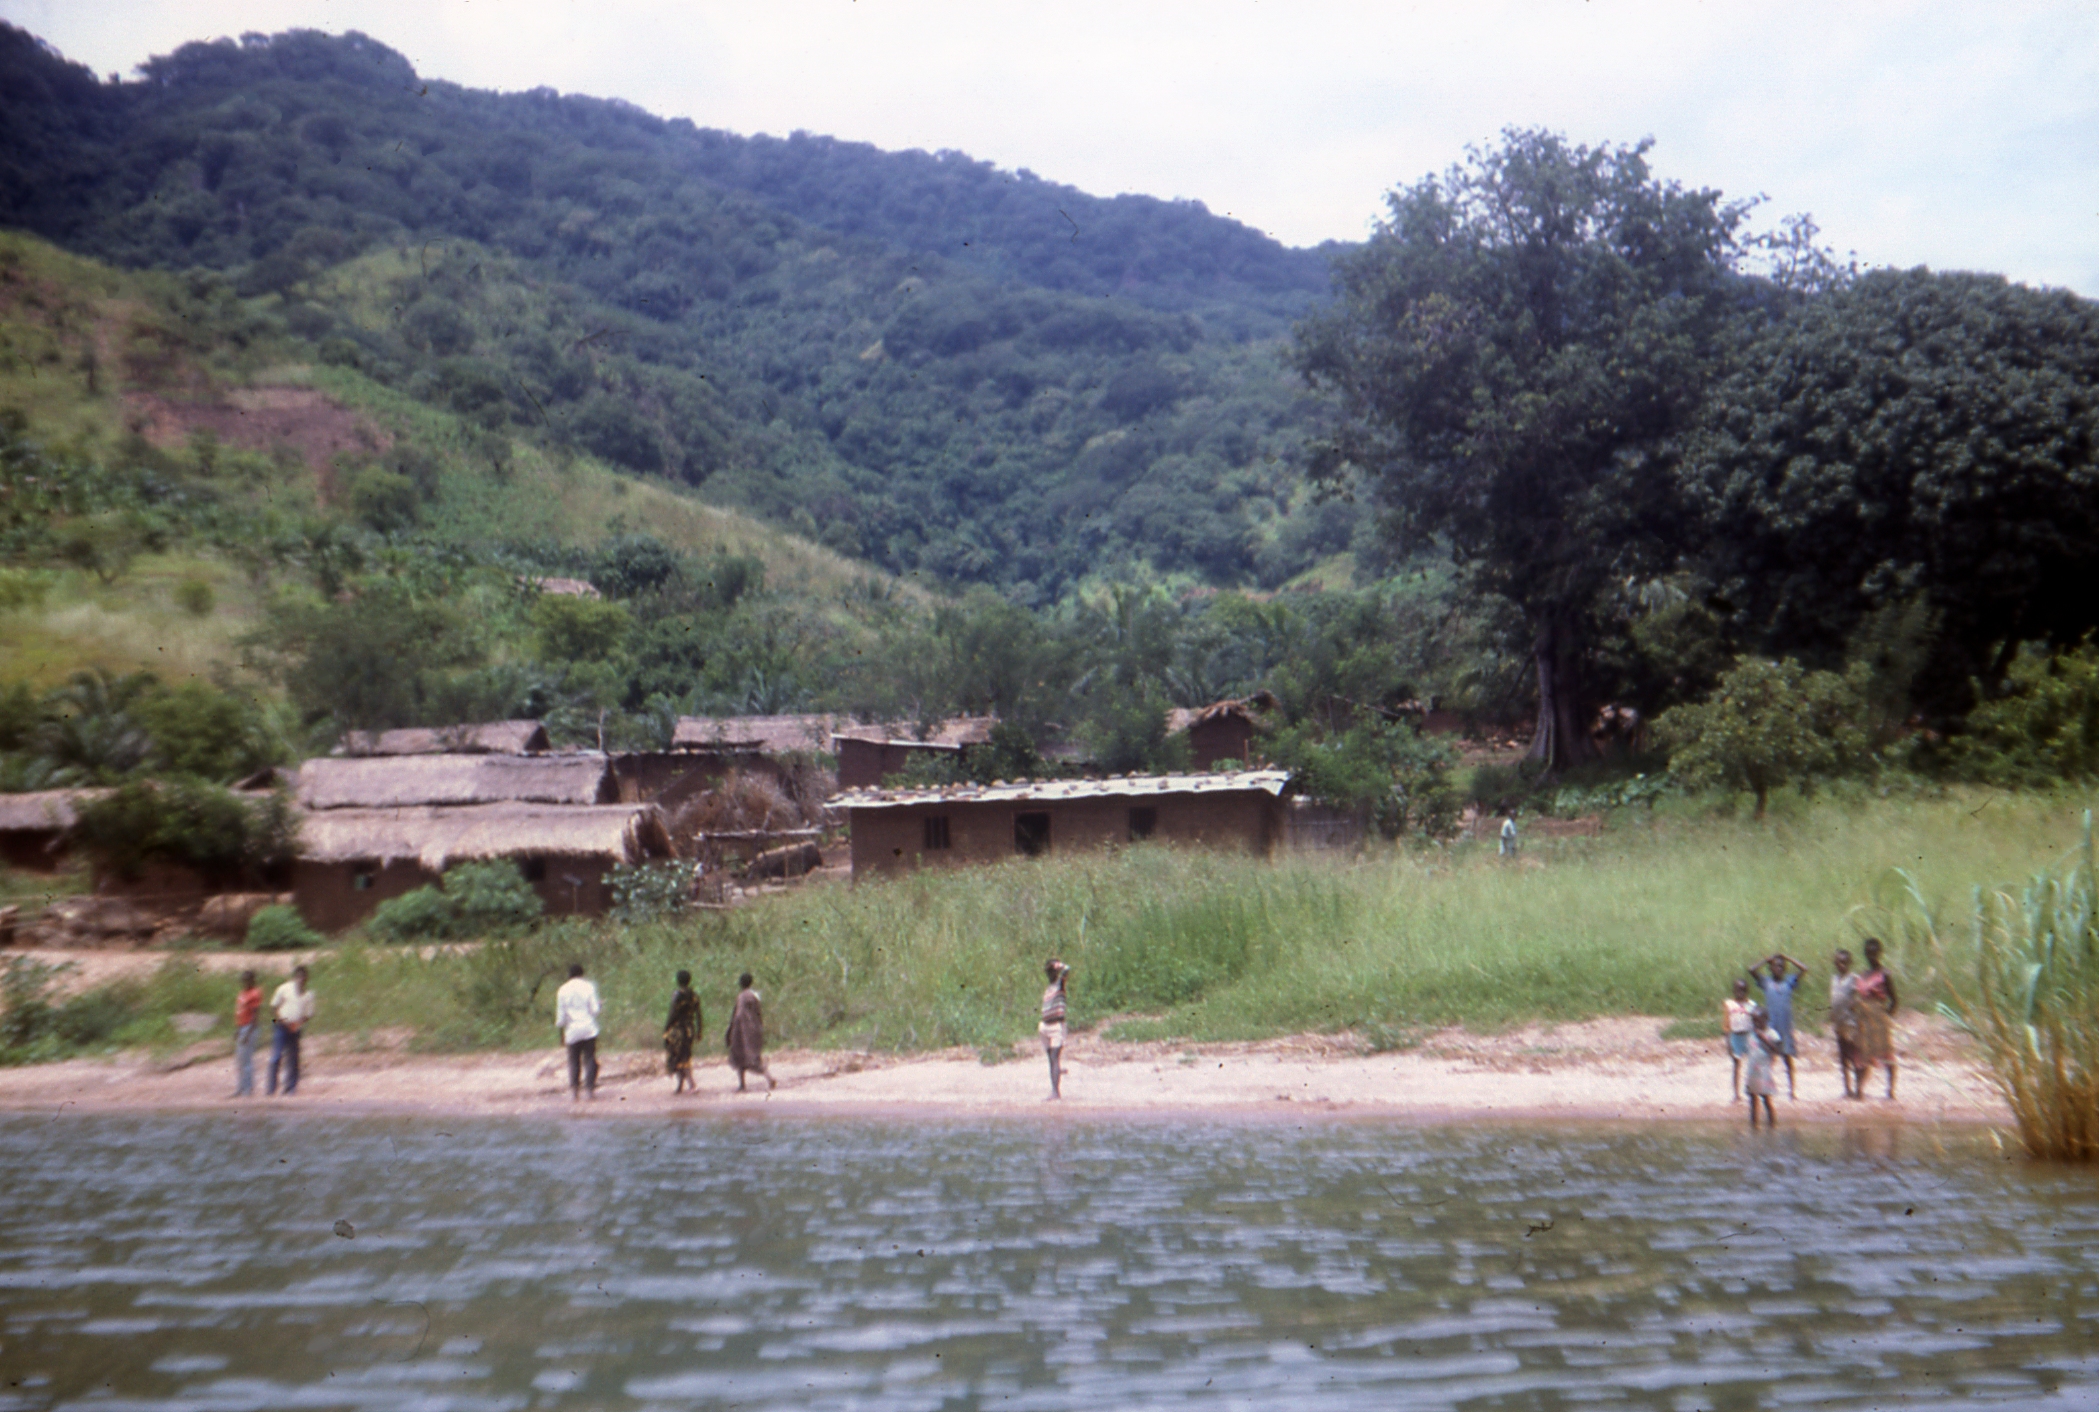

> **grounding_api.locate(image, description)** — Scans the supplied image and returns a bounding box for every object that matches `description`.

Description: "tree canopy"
[1294,129,1754,768]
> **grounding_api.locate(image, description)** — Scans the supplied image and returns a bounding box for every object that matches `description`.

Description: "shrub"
[445,860,544,936]
[1945,640,2099,788]
[1655,656,1868,818]
[247,904,322,952]
[71,780,300,884]
[607,859,692,924]
[367,885,457,942]
[174,578,215,616]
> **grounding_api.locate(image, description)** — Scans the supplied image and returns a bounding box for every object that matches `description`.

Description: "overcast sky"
[7,0,2094,295]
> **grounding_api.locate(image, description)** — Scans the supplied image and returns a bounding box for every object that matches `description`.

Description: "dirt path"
[0,1011,2007,1126]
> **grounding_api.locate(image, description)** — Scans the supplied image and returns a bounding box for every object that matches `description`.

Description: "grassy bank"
[11,788,2094,1064]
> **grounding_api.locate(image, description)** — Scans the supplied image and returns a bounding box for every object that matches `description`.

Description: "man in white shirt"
[267,965,316,1097]
[554,962,601,1100]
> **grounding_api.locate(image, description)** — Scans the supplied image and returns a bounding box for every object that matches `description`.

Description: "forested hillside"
[0,24,1350,595]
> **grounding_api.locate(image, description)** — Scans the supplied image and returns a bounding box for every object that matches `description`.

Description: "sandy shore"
[0,1013,2009,1125]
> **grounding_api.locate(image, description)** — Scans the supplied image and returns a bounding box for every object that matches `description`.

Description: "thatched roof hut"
[830,716,1000,789]
[295,753,614,810]
[336,720,550,757]
[292,801,674,930]
[297,803,671,871]
[672,713,848,754]
[0,789,108,870]
[1165,693,1278,770]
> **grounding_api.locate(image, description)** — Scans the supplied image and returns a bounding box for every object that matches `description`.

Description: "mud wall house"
[832,717,999,790]
[0,789,106,872]
[839,770,1294,878]
[1165,695,1275,771]
[293,803,674,930]
[336,720,550,757]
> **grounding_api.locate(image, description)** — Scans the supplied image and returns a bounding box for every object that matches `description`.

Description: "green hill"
[0,24,1358,597]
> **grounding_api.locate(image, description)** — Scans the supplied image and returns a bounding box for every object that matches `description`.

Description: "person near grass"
[1853,937,1899,1100]
[232,970,263,1098]
[1040,958,1071,1100]
[1499,815,1519,857]
[1749,952,1809,1098]
[1722,977,1755,1100]
[266,965,314,1097]
[1744,1016,1781,1128]
[1829,948,1862,1098]
[555,962,601,1101]
[727,972,774,1092]
[663,969,702,1095]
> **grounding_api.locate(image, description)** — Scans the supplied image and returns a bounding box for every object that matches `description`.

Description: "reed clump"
[1901,814,2099,1161]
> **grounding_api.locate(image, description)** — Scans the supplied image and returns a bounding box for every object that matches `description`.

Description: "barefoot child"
[1039,959,1071,1100]
[1745,1016,1780,1128]
[1829,948,1861,1098]
[1749,952,1809,1098]
[1722,978,1755,1100]
[1854,937,1899,1100]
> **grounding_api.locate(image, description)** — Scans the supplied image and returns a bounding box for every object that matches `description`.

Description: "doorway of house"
[1014,811,1051,857]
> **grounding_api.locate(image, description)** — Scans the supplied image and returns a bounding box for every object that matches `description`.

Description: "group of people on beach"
[553,963,774,1100]
[229,966,313,1099]
[1724,938,1898,1126]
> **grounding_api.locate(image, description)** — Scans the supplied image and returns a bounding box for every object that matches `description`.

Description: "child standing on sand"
[1829,948,1861,1098]
[1854,937,1899,1100]
[1722,978,1755,1100]
[1749,952,1808,1099]
[1744,1014,1780,1128]
[1040,959,1070,1100]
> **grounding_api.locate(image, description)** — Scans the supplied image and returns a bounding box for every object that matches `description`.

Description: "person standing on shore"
[726,972,774,1092]
[1722,977,1754,1100]
[1040,958,1071,1100]
[266,965,314,1097]
[1854,937,1899,1100]
[1829,948,1862,1098]
[664,969,701,1095]
[1749,952,1808,1099]
[232,970,263,1098]
[555,962,600,1101]
[1745,1015,1780,1128]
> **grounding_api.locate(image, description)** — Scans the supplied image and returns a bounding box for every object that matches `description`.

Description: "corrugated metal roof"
[835,769,1292,810]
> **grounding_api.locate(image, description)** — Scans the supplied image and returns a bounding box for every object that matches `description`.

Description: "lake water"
[1,1113,2095,1411]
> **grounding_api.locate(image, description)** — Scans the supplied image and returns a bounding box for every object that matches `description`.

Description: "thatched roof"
[297,803,672,870]
[527,576,601,599]
[831,715,999,749]
[0,789,108,833]
[337,720,550,757]
[1166,692,1279,735]
[296,753,613,810]
[673,714,849,754]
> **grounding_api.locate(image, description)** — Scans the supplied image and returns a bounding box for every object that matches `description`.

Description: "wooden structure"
[837,770,1293,878]
[293,802,673,931]
[1165,694,1276,770]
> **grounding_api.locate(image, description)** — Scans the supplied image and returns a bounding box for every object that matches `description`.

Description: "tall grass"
[1886,814,2099,1161]
[28,792,2096,1064]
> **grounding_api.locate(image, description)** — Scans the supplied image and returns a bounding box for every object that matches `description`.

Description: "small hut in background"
[294,753,614,810]
[1165,693,1277,771]
[294,803,673,929]
[336,720,550,757]
[837,769,1293,878]
[831,716,998,789]
[0,789,106,872]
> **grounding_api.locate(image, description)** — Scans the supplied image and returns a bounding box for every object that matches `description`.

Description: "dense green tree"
[243,583,488,732]
[1654,656,1867,818]
[1295,130,1756,770]
[1684,269,2099,711]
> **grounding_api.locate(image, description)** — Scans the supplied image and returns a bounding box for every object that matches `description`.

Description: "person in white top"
[555,962,601,1100]
[267,965,315,1097]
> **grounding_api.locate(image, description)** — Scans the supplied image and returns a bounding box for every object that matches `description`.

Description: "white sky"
[7,0,2095,295]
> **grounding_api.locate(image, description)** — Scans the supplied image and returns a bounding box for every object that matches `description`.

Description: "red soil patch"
[124,386,388,501]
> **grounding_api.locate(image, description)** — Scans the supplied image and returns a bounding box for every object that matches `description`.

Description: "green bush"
[174,578,215,616]
[71,779,300,883]
[1945,640,2099,787]
[1655,656,1868,818]
[607,859,692,924]
[247,903,322,952]
[367,884,457,942]
[445,860,544,936]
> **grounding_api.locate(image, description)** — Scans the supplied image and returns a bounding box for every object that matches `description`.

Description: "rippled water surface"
[1,1113,2095,1410]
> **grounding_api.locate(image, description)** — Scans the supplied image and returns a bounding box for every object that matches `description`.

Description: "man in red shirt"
[233,970,263,1098]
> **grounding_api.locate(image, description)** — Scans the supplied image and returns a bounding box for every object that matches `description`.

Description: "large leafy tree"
[1684,269,2099,711]
[1294,130,1754,769]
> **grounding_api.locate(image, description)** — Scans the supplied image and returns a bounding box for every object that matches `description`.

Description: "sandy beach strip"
[0,1015,2009,1125]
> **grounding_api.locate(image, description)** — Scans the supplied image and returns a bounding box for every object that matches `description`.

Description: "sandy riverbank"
[0,1013,2009,1125]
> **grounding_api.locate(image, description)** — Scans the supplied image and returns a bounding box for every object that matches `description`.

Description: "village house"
[293,802,674,930]
[837,769,1294,878]
[831,716,999,789]
[294,752,616,810]
[336,719,550,756]
[0,789,105,872]
[1165,694,1276,770]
